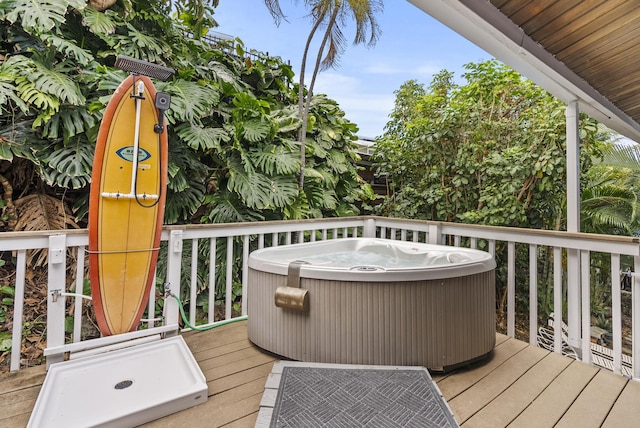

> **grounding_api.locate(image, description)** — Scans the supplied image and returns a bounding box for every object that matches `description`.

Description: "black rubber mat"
[269,366,458,427]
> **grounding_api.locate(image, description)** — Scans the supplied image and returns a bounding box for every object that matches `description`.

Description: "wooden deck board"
[462,351,572,427]
[602,377,640,427]
[555,369,628,427]
[449,343,549,423]
[1,321,640,428]
[508,359,600,427]
[437,336,528,399]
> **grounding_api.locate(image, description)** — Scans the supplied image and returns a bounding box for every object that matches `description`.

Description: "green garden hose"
[170,293,247,331]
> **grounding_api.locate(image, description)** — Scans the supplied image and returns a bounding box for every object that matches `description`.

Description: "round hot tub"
[247,238,496,371]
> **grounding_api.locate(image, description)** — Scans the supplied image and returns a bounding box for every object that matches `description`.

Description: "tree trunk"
[297,3,341,190]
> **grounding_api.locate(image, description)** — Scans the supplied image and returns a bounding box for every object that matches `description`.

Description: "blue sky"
[213,1,490,139]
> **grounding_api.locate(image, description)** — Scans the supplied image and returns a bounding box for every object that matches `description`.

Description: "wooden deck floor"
[2,320,640,427]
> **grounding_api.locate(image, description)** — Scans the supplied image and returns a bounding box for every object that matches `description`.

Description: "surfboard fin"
[115,55,175,81]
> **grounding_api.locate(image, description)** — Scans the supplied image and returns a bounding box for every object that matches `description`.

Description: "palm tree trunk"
[298,3,341,190]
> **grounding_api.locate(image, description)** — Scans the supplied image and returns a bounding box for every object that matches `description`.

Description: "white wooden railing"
[2,216,639,379]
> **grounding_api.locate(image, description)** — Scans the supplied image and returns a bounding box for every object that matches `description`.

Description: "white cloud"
[364,61,442,77]
[312,72,395,137]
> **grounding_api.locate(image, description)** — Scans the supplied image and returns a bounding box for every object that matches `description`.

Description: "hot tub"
[247,238,496,371]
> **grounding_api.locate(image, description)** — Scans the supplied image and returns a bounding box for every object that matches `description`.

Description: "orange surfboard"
[89,74,168,336]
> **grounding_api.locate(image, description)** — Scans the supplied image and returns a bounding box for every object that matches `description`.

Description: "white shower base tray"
[28,335,207,427]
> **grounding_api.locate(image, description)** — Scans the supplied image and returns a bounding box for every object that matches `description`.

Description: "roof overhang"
[408,0,640,143]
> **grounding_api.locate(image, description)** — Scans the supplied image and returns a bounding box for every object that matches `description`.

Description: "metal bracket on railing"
[163,282,173,298]
[50,290,92,303]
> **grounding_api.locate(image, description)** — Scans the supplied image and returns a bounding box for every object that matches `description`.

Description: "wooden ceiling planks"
[489,0,640,126]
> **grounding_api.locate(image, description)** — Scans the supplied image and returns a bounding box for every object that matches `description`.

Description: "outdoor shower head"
[114,55,175,81]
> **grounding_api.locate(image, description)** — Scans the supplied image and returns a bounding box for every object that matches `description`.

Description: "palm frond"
[14,193,80,267]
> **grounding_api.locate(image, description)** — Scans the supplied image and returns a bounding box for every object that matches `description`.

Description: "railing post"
[47,234,67,367]
[363,218,376,238]
[566,100,582,349]
[164,230,183,332]
[427,223,442,245]
[633,256,640,379]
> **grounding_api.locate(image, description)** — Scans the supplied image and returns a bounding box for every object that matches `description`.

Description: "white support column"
[566,100,581,348]
[633,256,640,379]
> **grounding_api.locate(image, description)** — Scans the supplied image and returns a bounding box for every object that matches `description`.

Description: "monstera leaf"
[4,0,85,33]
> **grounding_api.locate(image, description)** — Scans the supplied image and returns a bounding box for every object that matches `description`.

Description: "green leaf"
[41,34,94,66]
[227,167,271,209]
[0,332,11,352]
[65,316,74,333]
[242,117,271,143]
[0,285,15,296]
[265,176,299,208]
[43,141,94,189]
[82,5,117,35]
[174,123,229,151]
[251,145,300,175]
[5,0,85,33]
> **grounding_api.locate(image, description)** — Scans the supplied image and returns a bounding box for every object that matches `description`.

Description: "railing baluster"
[242,235,249,316]
[73,246,86,343]
[190,239,198,325]
[529,244,538,346]
[208,238,217,323]
[10,250,26,371]
[553,247,563,354]
[580,250,591,365]
[147,273,157,329]
[507,241,515,337]
[225,236,233,320]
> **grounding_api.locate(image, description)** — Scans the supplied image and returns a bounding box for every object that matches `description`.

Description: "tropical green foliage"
[372,60,623,334]
[0,0,371,232]
[582,143,640,235]
[373,60,609,231]
[264,0,383,188]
